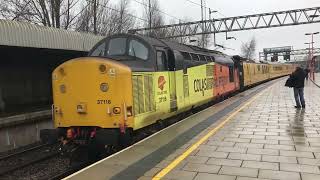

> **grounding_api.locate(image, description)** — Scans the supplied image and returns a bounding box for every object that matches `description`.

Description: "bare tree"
[142,0,166,37]
[0,0,78,29]
[241,37,257,60]
[76,0,135,35]
[117,0,135,33]
[199,34,211,48]
[163,18,190,44]
[76,0,103,34]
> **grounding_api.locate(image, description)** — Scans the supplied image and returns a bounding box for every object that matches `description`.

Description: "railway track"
[0,143,59,176]
[0,143,49,160]
[0,142,94,180]
[48,162,91,180]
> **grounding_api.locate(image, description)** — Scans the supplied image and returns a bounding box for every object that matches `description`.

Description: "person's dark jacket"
[291,67,306,88]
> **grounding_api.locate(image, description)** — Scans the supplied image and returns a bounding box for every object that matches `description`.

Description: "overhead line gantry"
[129,7,320,38]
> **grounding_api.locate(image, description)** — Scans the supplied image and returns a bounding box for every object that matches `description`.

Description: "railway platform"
[65,77,320,180]
[0,109,52,152]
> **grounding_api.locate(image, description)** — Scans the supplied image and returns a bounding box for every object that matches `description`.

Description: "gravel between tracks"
[0,155,69,180]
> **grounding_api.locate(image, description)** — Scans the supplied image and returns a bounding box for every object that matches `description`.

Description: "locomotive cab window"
[107,38,126,56]
[129,40,149,60]
[156,51,167,71]
[90,42,106,56]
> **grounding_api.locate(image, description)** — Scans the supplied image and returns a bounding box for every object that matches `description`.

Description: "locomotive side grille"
[133,74,155,115]
[132,76,140,115]
[144,75,155,112]
[183,75,189,98]
[144,76,151,112]
[206,64,215,89]
[137,75,144,114]
[206,65,214,77]
[207,77,214,89]
[148,75,155,112]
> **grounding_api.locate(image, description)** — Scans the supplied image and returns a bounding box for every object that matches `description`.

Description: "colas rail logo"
[158,76,166,90]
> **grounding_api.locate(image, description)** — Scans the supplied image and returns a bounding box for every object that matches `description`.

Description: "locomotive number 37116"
[97,100,111,104]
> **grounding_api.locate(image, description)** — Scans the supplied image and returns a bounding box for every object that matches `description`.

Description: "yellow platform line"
[152,86,272,180]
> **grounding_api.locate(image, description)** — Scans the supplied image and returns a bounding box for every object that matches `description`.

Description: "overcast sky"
[128,0,320,60]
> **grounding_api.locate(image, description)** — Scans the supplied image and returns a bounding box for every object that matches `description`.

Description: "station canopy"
[0,20,103,52]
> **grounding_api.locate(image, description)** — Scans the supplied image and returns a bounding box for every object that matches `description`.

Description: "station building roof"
[0,20,103,52]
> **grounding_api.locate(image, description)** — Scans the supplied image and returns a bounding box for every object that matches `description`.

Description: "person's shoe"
[295,106,301,108]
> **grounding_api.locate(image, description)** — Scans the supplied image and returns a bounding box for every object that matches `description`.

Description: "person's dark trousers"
[293,87,305,107]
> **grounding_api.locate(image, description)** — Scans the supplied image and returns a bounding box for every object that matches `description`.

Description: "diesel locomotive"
[40,33,295,157]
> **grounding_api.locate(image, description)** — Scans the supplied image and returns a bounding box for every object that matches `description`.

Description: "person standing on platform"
[291,67,306,108]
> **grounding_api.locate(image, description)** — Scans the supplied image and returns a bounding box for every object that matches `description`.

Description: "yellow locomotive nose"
[52,57,133,129]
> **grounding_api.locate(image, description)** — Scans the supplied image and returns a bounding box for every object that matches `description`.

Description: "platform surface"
[66,77,320,180]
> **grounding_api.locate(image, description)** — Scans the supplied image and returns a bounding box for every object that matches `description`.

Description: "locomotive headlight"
[113,107,121,114]
[99,64,107,73]
[100,83,109,92]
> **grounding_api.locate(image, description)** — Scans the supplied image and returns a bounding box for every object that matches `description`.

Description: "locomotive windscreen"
[89,37,149,61]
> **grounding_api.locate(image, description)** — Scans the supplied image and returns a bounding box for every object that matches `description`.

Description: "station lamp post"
[304,42,312,69]
[305,31,319,80]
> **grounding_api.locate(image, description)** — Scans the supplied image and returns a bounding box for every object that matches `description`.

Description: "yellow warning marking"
[152,86,272,180]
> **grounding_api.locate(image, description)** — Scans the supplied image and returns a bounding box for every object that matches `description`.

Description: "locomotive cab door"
[156,47,178,112]
[166,48,178,112]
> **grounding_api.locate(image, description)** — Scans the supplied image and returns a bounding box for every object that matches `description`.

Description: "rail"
[0,143,59,176]
[310,78,320,88]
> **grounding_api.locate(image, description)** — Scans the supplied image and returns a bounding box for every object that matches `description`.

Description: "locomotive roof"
[98,33,234,65]
[134,34,234,65]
